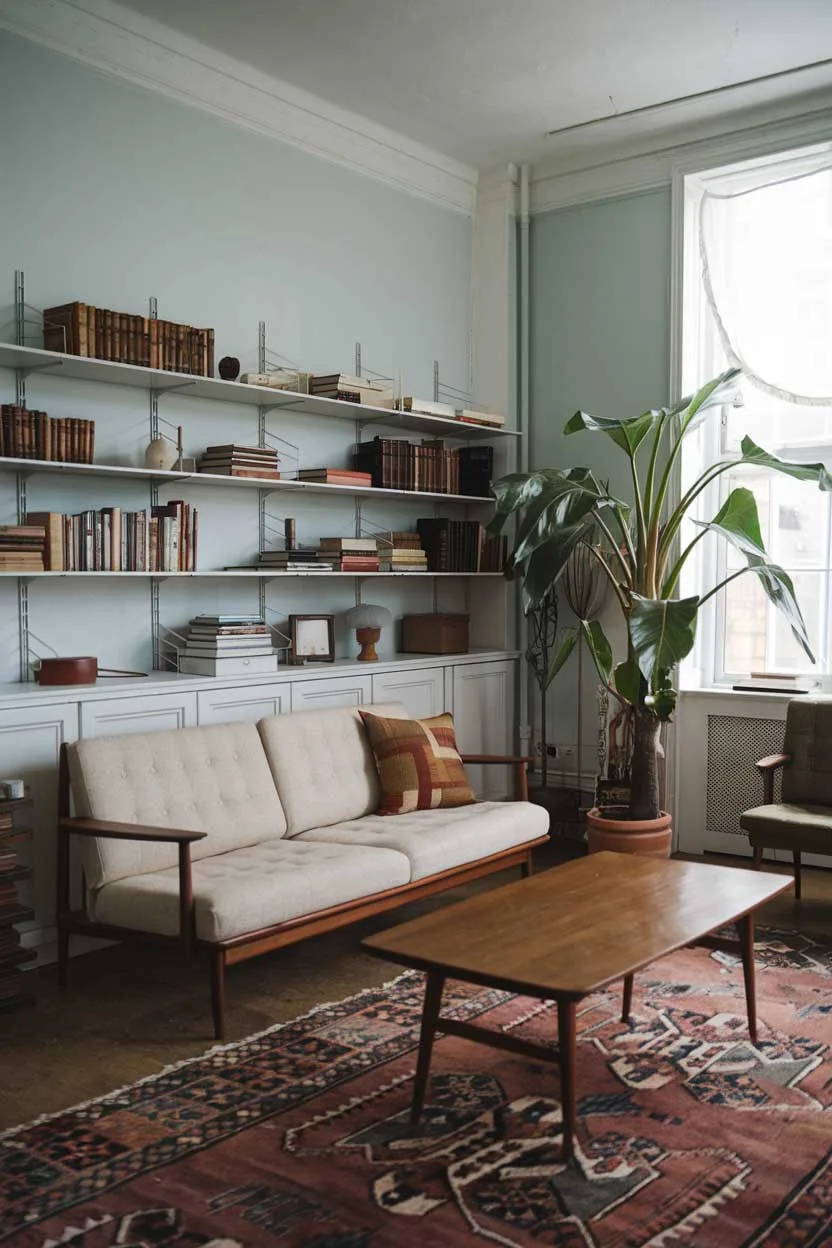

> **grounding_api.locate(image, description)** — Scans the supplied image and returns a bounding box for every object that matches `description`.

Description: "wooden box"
[400,613,469,654]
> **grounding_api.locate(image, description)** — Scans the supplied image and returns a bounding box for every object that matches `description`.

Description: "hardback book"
[24,512,65,570]
[319,537,378,551]
[455,407,506,427]
[240,371,311,393]
[297,469,373,485]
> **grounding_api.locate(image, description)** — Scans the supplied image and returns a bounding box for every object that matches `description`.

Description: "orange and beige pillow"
[358,710,476,815]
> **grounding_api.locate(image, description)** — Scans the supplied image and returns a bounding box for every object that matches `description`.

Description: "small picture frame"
[289,614,335,663]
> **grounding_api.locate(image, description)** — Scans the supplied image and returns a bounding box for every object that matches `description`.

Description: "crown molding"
[0,0,478,216]
[531,94,832,215]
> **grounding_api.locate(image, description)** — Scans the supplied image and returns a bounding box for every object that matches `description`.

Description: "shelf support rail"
[17,580,30,683]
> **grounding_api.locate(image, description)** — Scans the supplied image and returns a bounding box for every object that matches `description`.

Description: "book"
[319,537,378,551]
[24,512,64,570]
[297,469,373,485]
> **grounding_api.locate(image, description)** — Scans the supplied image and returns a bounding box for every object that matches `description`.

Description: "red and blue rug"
[1,928,830,1246]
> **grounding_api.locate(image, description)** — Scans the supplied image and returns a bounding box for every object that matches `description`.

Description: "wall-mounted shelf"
[0,570,504,580]
[0,455,494,506]
[0,343,518,440]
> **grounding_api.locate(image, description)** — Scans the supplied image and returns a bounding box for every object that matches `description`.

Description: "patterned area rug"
[1,929,831,1247]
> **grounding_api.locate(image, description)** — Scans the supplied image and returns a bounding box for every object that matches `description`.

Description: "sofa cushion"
[68,722,287,890]
[257,702,409,836]
[359,710,476,815]
[740,802,832,855]
[90,839,411,942]
[297,800,549,880]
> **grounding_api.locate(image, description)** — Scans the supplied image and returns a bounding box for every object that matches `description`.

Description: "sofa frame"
[56,747,547,1039]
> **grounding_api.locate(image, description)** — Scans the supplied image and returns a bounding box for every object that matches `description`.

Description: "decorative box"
[400,613,469,654]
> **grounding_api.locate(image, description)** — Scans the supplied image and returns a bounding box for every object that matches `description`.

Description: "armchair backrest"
[781,698,832,806]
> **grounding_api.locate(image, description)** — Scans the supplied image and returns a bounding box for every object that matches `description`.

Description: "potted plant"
[489,368,830,855]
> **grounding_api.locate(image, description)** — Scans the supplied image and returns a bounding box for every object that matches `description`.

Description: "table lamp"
[345,603,393,662]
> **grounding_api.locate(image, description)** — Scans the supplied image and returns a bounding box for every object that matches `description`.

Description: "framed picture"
[289,614,335,663]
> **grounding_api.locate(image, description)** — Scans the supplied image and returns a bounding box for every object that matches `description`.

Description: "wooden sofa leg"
[521,852,533,879]
[793,851,802,900]
[752,845,763,869]
[211,950,226,1042]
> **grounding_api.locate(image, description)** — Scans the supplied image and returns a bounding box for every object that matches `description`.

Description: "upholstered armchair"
[740,698,832,898]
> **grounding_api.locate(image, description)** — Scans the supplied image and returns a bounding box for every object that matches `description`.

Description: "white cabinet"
[197,682,289,725]
[0,701,78,941]
[80,691,197,739]
[371,666,446,718]
[290,672,373,712]
[452,660,515,798]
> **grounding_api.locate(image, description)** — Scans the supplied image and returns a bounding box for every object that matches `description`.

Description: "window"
[680,142,832,687]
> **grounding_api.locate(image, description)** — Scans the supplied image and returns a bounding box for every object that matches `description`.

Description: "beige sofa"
[57,703,549,1036]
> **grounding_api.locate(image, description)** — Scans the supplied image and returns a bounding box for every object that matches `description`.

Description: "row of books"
[43,302,215,376]
[18,505,198,572]
[198,444,280,480]
[0,526,45,571]
[353,437,493,497]
[0,405,95,464]
[252,533,429,574]
[417,519,507,573]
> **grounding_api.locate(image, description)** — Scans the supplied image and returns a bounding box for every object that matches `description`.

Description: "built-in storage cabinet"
[197,683,289,725]
[452,660,515,799]
[370,666,446,718]
[289,672,374,713]
[79,691,197,738]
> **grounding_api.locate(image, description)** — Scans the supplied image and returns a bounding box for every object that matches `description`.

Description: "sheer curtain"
[699,145,832,407]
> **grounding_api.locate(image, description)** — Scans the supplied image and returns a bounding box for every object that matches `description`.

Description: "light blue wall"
[528,188,672,774]
[0,33,474,678]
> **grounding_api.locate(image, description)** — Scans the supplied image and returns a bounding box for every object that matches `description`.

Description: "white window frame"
[671,136,832,693]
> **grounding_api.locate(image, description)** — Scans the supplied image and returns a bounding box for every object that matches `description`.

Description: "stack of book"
[310,373,394,407]
[0,405,95,463]
[377,532,428,572]
[317,537,379,572]
[198,445,280,479]
[417,519,507,573]
[255,549,336,572]
[0,525,45,573]
[296,468,373,488]
[0,797,35,1014]
[354,436,471,494]
[22,503,197,571]
[43,302,214,375]
[455,406,506,429]
[177,615,279,677]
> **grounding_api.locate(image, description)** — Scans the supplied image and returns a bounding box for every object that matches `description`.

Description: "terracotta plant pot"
[585,806,672,858]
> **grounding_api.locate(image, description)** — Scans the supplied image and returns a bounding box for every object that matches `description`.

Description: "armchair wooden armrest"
[57,818,205,958]
[754,753,790,805]
[460,754,535,801]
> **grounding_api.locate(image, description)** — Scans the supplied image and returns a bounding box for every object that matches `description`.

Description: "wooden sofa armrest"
[57,817,204,958]
[460,754,534,801]
[755,753,790,805]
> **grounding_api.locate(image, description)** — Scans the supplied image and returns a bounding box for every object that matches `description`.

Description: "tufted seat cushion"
[257,702,409,836]
[297,800,549,880]
[740,802,832,855]
[90,839,411,942]
[67,722,287,890]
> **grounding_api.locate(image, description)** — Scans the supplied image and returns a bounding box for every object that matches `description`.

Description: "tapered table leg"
[410,970,445,1124]
[736,911,757,1043]
[557,997,577,1162]
[622,973,634,1024]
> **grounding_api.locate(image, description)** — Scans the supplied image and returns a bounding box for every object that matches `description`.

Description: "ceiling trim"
[531,96,832,215]
[0,0,478,215]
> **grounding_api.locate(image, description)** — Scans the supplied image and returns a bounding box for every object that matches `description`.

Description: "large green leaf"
[564,407,659,455]
[629,595,700,686]
[692,487,765,556]
[546,630,578,687]
[519,522,596,607]
[744,558,815,663]
[581,619,613,687]
[613,658,642,705]
[669,367,742,426]
[740,436,832,491]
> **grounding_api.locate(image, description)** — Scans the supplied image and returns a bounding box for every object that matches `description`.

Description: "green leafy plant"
[488,368,832,821]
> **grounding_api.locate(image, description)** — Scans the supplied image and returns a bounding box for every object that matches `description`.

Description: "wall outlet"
[546,745,557,757]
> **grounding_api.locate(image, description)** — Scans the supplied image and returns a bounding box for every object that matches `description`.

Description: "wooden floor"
[0,842,829,1132]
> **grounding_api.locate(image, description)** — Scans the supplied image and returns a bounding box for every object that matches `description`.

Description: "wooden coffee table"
[363,851,791,1161]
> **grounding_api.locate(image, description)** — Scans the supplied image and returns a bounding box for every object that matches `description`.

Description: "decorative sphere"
[218,356,240,381]
[144,437,177,470]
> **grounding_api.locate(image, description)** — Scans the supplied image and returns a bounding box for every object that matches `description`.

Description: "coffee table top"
[364,852,792,997]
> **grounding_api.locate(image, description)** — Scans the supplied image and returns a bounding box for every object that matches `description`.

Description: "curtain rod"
[546,55,832,139]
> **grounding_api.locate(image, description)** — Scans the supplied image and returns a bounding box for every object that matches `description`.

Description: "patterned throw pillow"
[358,710,476,816]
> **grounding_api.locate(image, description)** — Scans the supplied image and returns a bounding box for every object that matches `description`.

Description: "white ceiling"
[116,0,832,168]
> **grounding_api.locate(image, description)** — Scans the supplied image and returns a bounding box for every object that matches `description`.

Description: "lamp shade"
[345,604,392,629]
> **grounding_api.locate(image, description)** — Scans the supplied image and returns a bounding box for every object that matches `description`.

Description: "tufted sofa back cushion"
[67,721,287,890]
[257,703,408,836]
[782,697,832,806]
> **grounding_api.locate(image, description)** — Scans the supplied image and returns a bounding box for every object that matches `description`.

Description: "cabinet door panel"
[452,661,515,798]
[0,701,78,946]
[290,674,372,712]
[371,667,445,719]
[80,692,197,739]
[197,683,289,725]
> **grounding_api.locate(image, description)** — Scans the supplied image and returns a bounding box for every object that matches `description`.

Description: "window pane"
[723,574,767,674]
[723,569,825,675]
[724,383,832,455]
[772,571,826,673]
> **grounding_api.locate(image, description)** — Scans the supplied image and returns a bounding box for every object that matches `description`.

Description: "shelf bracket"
[150,577,161,671]
[17,579,30,683]
[15,470,28,525]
